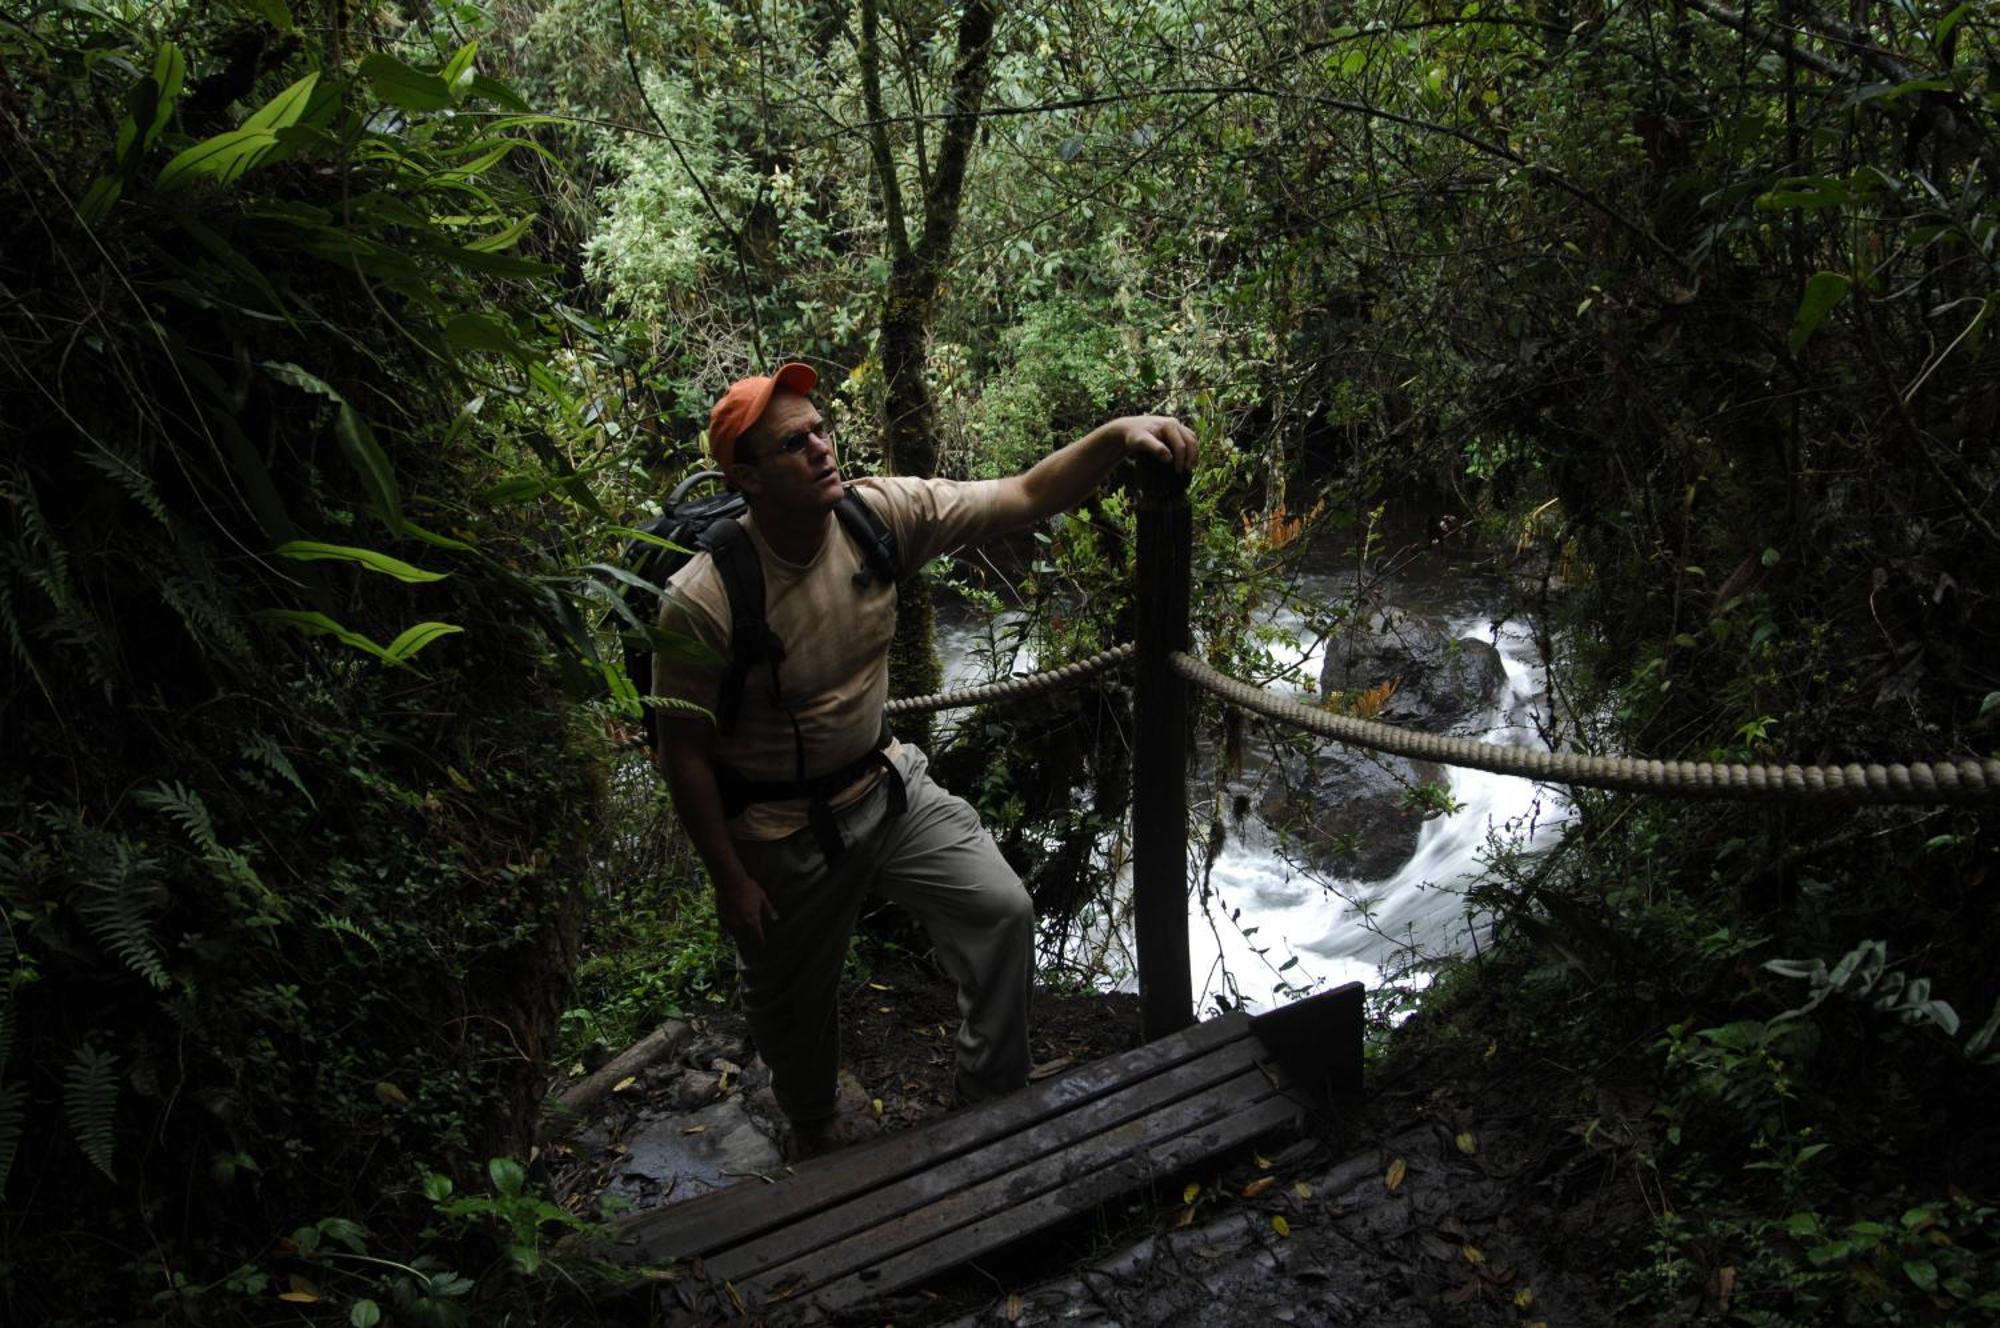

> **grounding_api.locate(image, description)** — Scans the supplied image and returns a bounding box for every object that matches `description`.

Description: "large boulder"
[1256,746,1449,881]
[1319,609,1507,729]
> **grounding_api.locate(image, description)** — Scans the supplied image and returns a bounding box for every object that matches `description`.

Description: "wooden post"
[1132,462,1193,1039]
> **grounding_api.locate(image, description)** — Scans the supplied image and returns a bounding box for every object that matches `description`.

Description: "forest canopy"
[1,0,1994,1323]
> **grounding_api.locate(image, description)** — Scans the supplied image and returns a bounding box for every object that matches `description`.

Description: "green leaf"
[382,621,463,665]
[403,520,477,552]
[1904,1258,1939,1292]
[422,1173,454,1202]
[1965,997,2000,1057]
[466,74,533,111]
[441,245,557,278]
[444,313,528,361]
[123,43,186,160]
[77,176,124,226]
[65,1044,120,1181]
[1935,3,1974,47]
[274,540,447,583]
[1788,272,1850,354]
[1846,78,1954,109]
[242,0,295,32]
[157,128,281,189]
[241,71,319,133]
[336,406,406,534]
[482,475,554,504]
[1755,177,1851,212]
[441,41,478,96]
[257,610,393,662]
[358,54,454,112]
[350,1300,382,1328]
[488,1156,525,1197]
[463,213,536,253]
[0,1081,25,1200]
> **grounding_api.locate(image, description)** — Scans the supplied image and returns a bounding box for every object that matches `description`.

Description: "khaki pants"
[731,744,1033,1123]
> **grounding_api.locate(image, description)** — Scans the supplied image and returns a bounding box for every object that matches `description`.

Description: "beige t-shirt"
[653,475,1007,840]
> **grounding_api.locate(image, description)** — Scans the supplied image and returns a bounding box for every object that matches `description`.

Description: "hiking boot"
[785,1070,881,1160]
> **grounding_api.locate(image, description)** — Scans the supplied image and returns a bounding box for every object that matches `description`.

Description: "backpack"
[616,470,902,757]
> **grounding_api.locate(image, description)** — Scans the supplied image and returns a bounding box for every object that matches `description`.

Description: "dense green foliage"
[3,0,1995,1322]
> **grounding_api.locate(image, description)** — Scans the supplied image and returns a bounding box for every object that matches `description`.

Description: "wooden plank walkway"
[592,982,1363,1320]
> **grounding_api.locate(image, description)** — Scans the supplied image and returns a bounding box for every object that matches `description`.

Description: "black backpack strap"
[833,487,902,588]
[701,518,782,737]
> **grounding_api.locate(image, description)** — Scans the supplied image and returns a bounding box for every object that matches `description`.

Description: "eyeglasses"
[743,421,832,464]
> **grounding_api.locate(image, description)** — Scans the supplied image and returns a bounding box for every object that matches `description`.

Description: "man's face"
[730,390,843,513]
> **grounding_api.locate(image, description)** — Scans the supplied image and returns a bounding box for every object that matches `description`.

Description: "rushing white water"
[1182,614,1570,1013]
[934,567,1571,1016]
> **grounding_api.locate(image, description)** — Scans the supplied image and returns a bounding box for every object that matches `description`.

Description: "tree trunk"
[860,0,997,741]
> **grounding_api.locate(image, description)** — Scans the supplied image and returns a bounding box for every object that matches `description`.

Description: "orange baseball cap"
[707,362,818,469]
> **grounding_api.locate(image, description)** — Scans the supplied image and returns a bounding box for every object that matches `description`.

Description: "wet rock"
[1319,609,1506,730]
[603,1091,785,1208]
[1258,747,1448,881]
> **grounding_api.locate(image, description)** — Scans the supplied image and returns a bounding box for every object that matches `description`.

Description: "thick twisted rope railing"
[885,642,1137,716]
[1170,650,2000,806]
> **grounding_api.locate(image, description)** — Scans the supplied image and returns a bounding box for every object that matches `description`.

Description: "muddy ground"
[546,947,1655,1326]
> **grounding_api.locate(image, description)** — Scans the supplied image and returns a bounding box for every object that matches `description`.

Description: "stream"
[936,537,1573,1015]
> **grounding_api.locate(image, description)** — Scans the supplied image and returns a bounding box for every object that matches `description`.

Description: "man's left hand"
[1110,415,1199,474]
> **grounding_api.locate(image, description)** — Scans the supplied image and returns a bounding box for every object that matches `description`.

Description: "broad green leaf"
[274,540,447,583]
[349,1300,382,1328]
[358,54,453,112]
[488,1156,525,1197]
[483,475,555,504]
[404,521,477,552]
[441,41,478,96]
[444,313,528,360]
[1846,78,1953,109]
[463,214,536,253]
[243,0,295,32]
[335,406,405,534]
[176,215,291,318]
[77,176,123,226]
[466,74,532,112]
[608,526,694,555]
[157,128,280,189]
[1755,176,1851,212]
[383,622,463,665]
[1935,3,1974,47]
[261,364,405,533]
[1788,272,1850,353]
[241,71,319,133]
[257,610,392,662]
[442,245,556,278]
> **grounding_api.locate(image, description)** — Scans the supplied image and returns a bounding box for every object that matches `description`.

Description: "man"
[653,361,1197,1156]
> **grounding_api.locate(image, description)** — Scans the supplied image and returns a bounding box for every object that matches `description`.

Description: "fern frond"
[79,442,171,527]
[64,1043,119,1181]
[0,995,15,1074]
[318,913,381,955]
[156,568,253,662]
[10,469,74,609]
[136,782,273,904]
[0,1080,24,1200]
[0,580,57,706]
[136,782,222,857]
[242,733,316,808]
[76,841,170,991]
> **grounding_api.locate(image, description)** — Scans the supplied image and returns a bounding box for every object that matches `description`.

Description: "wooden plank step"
[608,1007,1257,1263]
[591,982,1364,1321]
[707,1033,1277,1285]
[748,1067,1300,1313]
